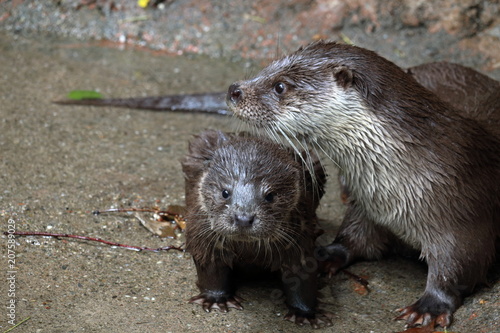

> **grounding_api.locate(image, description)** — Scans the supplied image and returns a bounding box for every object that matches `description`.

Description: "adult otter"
[181,130,329,328]
[226,41,500,328]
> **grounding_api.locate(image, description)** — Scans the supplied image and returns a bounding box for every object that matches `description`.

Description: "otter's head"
[197,134,303,243]
[227,42,366,140]
[226,41,418,154]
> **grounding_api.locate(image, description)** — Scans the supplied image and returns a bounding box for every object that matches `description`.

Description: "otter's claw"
[284,309,333,329]
[395,304,452,328]
[189,294,244,312]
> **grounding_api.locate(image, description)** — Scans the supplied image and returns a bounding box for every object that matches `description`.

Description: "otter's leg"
[396,235,494,328]
[189,259,243,312]
[281,259,332,328]
[318,203,393,275]
[396,269,463,328]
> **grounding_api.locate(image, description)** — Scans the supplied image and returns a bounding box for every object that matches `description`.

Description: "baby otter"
[182,130,329,328]
[226,41,500,328]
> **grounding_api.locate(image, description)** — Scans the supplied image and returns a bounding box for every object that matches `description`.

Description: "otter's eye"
[273,82,286,95]
[221,189,230,199]
[264,192,275,203]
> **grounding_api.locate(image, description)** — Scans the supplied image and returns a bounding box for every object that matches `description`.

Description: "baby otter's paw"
[284,308,333,329]
[189,293,244,313]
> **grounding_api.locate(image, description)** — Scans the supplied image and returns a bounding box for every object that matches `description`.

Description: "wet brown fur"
[226,41,500,328]
[182,130,330,327]
[407,61,500,137]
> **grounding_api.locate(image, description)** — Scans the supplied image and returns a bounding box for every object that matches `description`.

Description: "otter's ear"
[332,65,353,89]
[181,131,218,180]
[182,130,236,170]
[185,130,228,161]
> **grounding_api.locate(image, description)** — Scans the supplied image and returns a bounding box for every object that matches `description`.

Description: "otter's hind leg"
[318,203,394,275]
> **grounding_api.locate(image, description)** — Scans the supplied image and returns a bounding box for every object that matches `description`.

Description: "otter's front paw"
[316,243,349,277]
[189,293,244,313]
[395,293,454,328]
[284,308,333,329]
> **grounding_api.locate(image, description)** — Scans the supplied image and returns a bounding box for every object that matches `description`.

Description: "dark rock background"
[2,0,500,75]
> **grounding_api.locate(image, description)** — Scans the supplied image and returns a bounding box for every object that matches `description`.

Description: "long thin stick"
[5,231,184,252]
[93,207,180,215]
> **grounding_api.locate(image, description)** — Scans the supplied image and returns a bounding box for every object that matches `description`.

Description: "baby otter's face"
[199,140,301,242]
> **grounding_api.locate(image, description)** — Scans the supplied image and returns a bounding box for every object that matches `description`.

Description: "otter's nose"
[233,213,254,228]
[227,83,243,105]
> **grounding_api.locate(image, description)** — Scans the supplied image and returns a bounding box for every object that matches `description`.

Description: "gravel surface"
[1,1,499,332]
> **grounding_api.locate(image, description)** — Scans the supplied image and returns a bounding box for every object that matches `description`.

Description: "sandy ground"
[1,2,499,333]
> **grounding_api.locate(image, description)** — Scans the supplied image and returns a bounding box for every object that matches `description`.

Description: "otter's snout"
[233,213,255,228]
[227,83,243,106]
